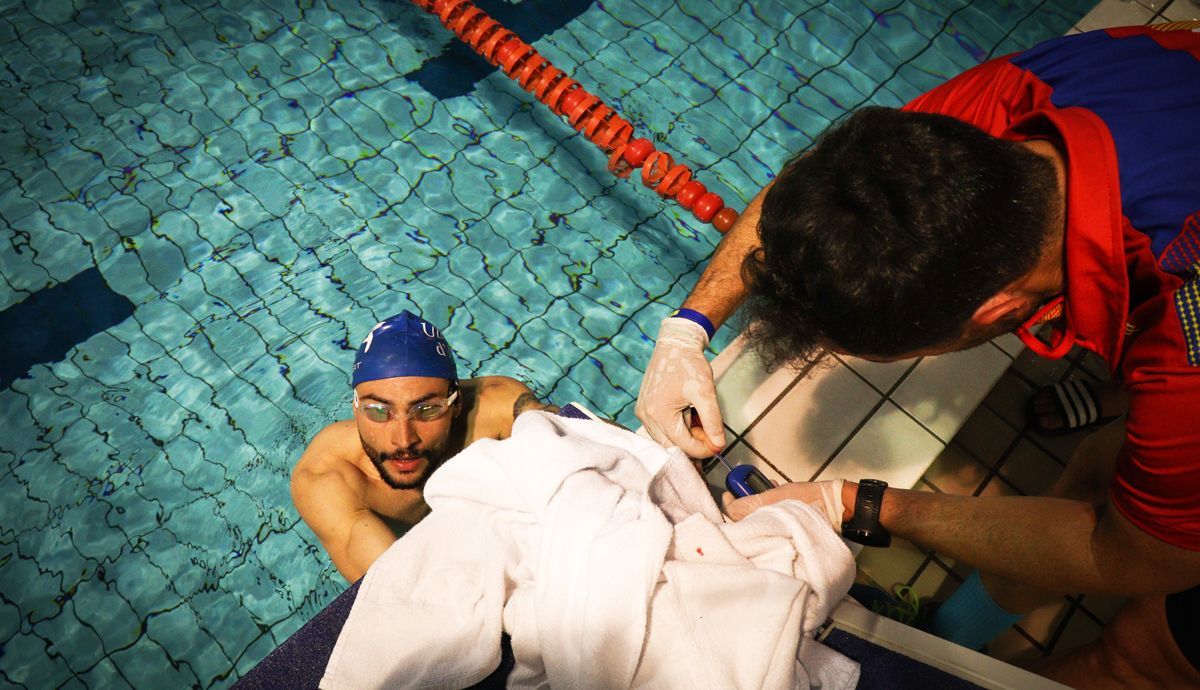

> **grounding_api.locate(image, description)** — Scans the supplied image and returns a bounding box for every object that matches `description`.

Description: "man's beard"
[361,439,450,490]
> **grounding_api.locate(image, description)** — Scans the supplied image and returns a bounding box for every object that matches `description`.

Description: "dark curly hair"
[742,107,1058,368]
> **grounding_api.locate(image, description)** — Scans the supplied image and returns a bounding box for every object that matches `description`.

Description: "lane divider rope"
[412,0,741,232]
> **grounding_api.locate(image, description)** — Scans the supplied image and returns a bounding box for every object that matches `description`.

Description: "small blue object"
[671,307,716,340]
[351,310,458,386]
[726,464,774,498]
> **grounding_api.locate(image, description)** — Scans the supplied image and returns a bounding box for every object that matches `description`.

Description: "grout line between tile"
[804,393,890,482]
[1011,621,1050,657]
[907,555,936,588]
[736,436,799,483]
[974,465,1023,498]
[883,357,923,397]
[886,359,923,396]
[882,368,995,446]
[839,353,924,398]
[1073,601,1109,626]
[1042,598,1082,654]
[838,357,959,453]
[929,553,963,582]
[735,352,828,445]
[989,432,1034,481]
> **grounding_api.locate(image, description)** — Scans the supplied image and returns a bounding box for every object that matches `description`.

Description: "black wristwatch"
[841,479,891,547]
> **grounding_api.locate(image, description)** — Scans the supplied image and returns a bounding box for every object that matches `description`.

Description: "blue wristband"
[671,308,716,340]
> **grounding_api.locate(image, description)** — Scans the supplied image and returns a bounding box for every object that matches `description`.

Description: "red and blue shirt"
[904,23,1200,551]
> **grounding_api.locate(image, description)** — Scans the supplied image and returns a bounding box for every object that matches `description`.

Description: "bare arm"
[473,377,557,441]
[291,425,399,582]
[854,483,1200,597]
[681,183,771,327]
[635,185,772,455]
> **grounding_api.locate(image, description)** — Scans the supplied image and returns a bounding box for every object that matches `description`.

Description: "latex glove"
[722,479,846,529]
[636,316,725,458]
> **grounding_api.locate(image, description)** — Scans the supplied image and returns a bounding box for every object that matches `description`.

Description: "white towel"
[321,411,858,689]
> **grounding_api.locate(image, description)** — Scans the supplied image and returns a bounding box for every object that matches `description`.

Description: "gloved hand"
[721,479,847,529]
[636,316,725,458]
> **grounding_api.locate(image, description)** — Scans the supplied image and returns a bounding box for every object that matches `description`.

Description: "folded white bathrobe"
[321,411,858,690]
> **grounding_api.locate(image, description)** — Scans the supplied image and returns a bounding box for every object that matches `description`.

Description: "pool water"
[0,0,1092,686]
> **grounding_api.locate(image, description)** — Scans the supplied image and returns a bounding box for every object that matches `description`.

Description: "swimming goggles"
[354,389,459,423]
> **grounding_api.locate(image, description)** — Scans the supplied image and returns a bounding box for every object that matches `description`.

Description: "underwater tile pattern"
[1,0,1094,686]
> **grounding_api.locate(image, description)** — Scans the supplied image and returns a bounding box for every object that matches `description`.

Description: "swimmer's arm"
[681,183,771,328]
[293,469,397,583]
[339,507,402,583]
[291,428,397,582]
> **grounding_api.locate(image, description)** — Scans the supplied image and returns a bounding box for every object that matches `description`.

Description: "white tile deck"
[821,401,946,489]
[889,343,1014,443]
[742,358,881,480]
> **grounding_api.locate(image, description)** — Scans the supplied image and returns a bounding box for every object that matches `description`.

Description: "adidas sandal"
[1029,379,1112,435]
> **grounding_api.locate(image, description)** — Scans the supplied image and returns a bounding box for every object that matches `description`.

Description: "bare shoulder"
[291,420,366,509]
[475,375,531,399]
[294,420,358,474]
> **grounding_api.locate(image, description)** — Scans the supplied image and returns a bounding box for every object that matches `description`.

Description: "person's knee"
[1092,618,1155,685]
[1090,597,1196,689]
[1047,417,1125,502]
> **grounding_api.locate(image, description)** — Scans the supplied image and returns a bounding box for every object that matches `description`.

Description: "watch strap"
[841,479,891,547]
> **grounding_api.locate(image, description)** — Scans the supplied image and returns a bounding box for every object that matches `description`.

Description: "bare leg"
[1032,595,1200,689]
[981,418,1126,613]
[977,418,1199,687]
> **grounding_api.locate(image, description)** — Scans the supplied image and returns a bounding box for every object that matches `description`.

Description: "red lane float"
[412,0,740,233]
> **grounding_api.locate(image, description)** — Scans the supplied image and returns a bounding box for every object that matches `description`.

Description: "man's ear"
[971,290,1033,328]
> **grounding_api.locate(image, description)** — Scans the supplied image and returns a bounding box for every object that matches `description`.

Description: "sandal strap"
[1052,379,1099,429]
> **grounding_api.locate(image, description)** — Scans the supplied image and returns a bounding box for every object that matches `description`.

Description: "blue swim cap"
[351,311,458,387]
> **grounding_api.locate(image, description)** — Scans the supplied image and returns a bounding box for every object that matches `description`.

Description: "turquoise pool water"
[0,0,1093,685]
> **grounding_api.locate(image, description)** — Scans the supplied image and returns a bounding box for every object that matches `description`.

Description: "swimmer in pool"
[291,310,556,582]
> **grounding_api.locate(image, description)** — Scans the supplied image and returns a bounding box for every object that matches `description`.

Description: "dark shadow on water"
[0,267,135,389]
